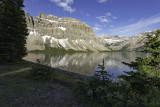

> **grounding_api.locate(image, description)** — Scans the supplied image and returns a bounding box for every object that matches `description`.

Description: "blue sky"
[24,0,160,37]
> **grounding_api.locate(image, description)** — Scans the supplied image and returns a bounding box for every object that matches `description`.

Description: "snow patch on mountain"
[29,30,38,36]
[104,39,124,44]
[58,27,66,31]
[59,39,68,48]
[41,18,58,23]
[42,35,51,43]
[25,12,109,51]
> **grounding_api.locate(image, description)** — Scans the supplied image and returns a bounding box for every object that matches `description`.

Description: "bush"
[29,59,54,81]
[75,60,113,106]
[74,59,160,107]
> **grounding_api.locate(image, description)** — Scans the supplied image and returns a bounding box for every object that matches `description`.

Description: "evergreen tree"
[119,29,160,93]
[0,0,28,62]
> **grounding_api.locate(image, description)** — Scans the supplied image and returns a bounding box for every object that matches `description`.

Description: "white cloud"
[106,12,112,16]
[97,12,117,23]
[109,14,160,36]
[97,16,111,23]
[93,23,102,31]
[94,27,102,31]
[49,0,75,13]
[98,0,107,3]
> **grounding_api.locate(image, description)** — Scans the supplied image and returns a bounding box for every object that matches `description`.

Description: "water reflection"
[24,52,149,77]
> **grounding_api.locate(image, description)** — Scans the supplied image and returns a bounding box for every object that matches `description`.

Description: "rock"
[99,30,156,51]
[25,12,109,52]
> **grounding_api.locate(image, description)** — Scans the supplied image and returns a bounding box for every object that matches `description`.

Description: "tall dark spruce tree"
[0,0,28,62]
[119,29,160,93]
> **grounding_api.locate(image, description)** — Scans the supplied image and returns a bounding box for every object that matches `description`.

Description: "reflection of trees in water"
[104,52,149,64]
[102,52,150,79]
[23,52,149,76]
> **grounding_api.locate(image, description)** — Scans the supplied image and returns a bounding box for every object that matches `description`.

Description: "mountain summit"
[25,12,109,52]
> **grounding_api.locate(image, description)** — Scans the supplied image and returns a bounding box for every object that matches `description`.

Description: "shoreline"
[24,60,90,80]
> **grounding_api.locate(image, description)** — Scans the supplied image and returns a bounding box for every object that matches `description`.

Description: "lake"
[24,52,149,79]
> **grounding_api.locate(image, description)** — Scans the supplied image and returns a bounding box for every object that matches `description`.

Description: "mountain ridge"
[25,12,158,52]
[99,30,157,51]
[25,12,109,52]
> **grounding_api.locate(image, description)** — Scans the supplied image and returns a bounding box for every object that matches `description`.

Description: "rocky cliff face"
[25,12,109,51]
[99,30,156,51]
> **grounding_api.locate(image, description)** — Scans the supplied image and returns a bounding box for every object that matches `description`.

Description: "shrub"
[29,59,54,81]
[74,30,160,106]
[75,59,160,107]
[75,60,113,106]
[120,29,160,93]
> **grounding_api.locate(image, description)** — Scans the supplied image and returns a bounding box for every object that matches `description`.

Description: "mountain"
[99,35,129,46]
[25,12,109,52]
[99,30,156,51]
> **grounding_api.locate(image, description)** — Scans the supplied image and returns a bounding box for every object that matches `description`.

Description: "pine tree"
[0,0,28,62]
[0,0,11,62]
[122,29,160,73]
[119,29,160,93]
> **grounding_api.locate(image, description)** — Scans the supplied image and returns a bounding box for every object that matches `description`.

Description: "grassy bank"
[0,61,82,106]
[29,47,93,56]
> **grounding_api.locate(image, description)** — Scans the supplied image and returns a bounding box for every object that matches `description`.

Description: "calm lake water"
[24,52,149,78]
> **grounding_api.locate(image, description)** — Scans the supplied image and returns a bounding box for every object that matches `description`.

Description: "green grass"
[29,47,93,56]
[0,60,80,106]
[0,67,31,77]
[0,60,79,84]
[53,71,76,82]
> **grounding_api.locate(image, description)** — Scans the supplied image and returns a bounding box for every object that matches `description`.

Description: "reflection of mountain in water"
[24,52,149,76]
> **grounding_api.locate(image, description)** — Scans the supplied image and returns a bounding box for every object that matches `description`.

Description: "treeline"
[0,0,28,63]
